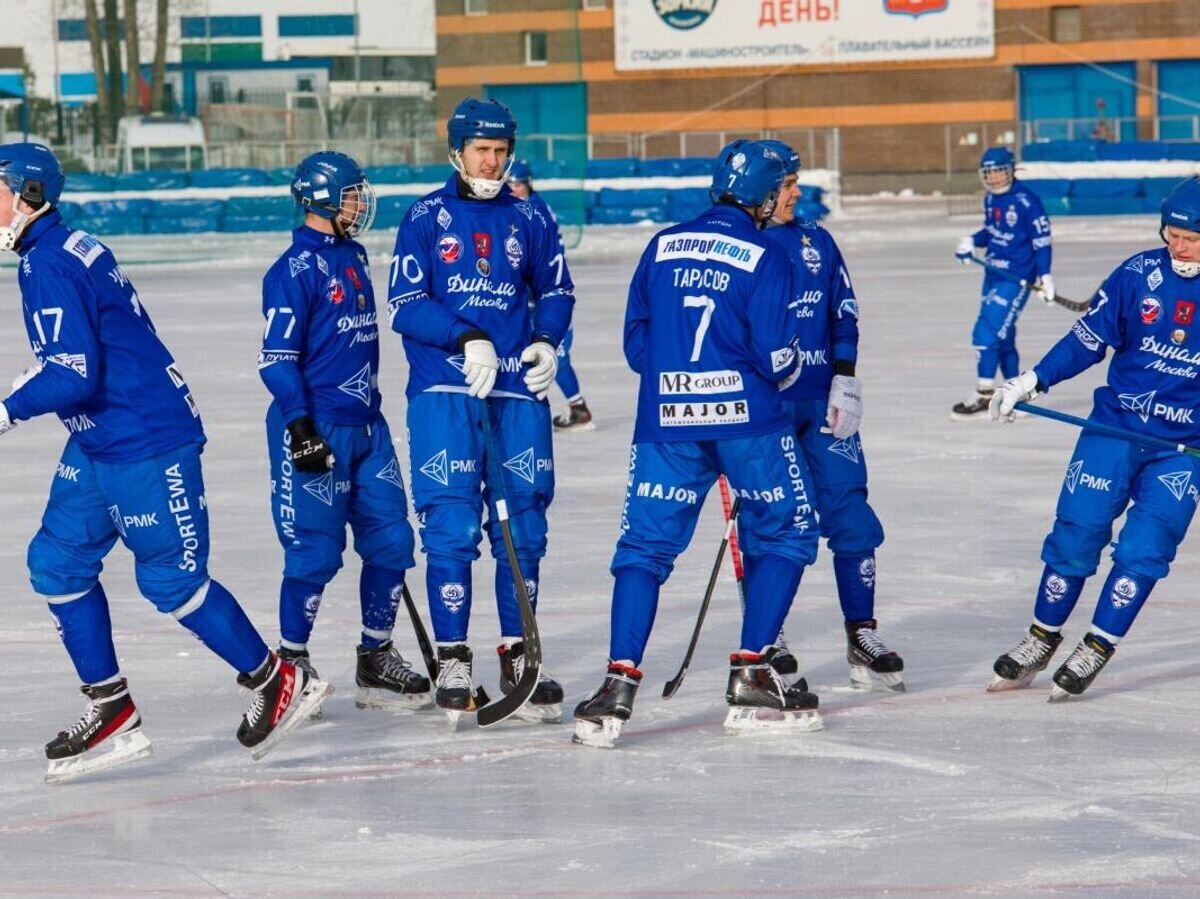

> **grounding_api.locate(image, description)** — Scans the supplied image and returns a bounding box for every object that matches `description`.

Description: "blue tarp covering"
[187,167,270,188]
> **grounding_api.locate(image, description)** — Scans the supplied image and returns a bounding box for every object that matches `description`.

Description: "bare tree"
[123,0,141,115]
[150,0,169,113]
[83,0,110,138]
[102,0,123,138]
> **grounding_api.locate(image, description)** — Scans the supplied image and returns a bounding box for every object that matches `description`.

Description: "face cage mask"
[334,180,377,238]
[0,174,50,252]
[450,147,514,200]
[1161,225,1200,278]
[980,165,1014,195]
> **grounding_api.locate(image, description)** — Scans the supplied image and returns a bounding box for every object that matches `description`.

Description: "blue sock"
[833,552,876,622]
[1032,565,1086,629]
[360,563,405,648]
[610,566,661,666]
[279,577,325,648]
[741,553,804,653]
[426,560,472,643]
[976,347,999,382]
[1089,566,1155,641]
[495,558,539,640]
[175,580,269,675]
[556,359,581,400]
[47,583,120,684]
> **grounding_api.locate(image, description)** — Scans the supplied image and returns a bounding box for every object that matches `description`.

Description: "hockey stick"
[662,495,742,699]
[476,402,543,728]
[717,475,746,605]
[400,582,439,681]
[1015,402,1200,458]
[966,255,1091,313]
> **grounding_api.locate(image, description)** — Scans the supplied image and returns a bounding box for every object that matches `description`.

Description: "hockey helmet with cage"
[979,146,1015,194]
[291,150,376,238]
[1161,176,1200,278]
[0,143,66,251]
[710,140,788,224]
[447,97,518,199]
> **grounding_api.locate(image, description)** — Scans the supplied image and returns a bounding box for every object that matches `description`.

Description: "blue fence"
[1023,139,1200,162]
[1021,175,1194,216]
[61,158,831,234]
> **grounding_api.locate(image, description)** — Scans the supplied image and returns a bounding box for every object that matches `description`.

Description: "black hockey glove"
[287,416,335,473]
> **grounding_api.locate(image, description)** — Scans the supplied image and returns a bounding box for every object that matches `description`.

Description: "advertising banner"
[614,0,995,71]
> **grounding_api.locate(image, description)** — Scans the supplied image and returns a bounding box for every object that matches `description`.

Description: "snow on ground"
[1,201,1198,898]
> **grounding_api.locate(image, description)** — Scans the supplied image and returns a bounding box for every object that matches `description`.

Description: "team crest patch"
[474,232,491,257]
[505,225,523,269]
[1005,207,1018,228]
[1141,296,1161,325]
[63,230,105,268]
[801,235,821,274]
[1148,268,1164,291]
[438,234,463,264]
[303,592,323,624]
[858,557,876,589]
[328,276,346,304]
[440,582,466,613]
[476,258,491,277]
[1174,300,1195,325]
[1043,574,1068,604]
[1172,328,1187,344]
[1110,576,1138,609]
[437,207,453,230]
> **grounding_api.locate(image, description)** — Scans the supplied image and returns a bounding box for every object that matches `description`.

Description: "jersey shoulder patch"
[62,230,105,268]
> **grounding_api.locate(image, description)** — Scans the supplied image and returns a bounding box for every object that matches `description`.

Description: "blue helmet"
[710,140,788,221]
[1161,177,1200,232]
[507,159,534,184]
[0,143,66,207]
[447,97,517,154]
[291,150,376,237]
[757,139,802,174]
[979,146,1015,194]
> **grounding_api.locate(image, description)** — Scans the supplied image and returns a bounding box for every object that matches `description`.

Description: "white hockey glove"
[826,374,863,439]
[1035,274,1056,305]
[11,363,42,393]
[0,401,14,436]
[989,370,1041,421]
[459,332,499,399]
[955,236,976,265]
[520,339,558,400]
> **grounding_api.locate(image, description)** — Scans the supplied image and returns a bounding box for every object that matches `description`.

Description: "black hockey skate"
[950,389,994,421]
[498,640,564,723]
[989,623,1064,692]
[1049,633,1115,702]
[355,640,433,711]
[553,399,595,432]
[278,646,323,720]
[572,662,643,749]
[236,652,332,760]
[846,619,905,692]
[723,651,822,735]
[45,678,152,784]
[435,644,488,728]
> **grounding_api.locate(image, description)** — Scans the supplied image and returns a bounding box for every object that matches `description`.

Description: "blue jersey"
[387,178,574,400]
[528,192,564,250]
[1035,247,1200,443]
[625,204,800,443]
[259,226,381,425]
[971,180,1052,281]
[4,211,204,462]
[765,219,859,401]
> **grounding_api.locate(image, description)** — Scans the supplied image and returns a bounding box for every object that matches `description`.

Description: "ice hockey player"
[572,140,822,749]
[952,146,1054,419]
[507,159,594,432]
[987,176,1200,700]
[759,139,904,692]
[388,98,574,724]
[259,150,429,712]
[0,143,330,783]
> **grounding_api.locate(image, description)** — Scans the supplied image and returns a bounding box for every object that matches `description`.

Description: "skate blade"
[509,702,563,725]
[849,666,906,693]
[46,728,153,785]
[949,411,991,422]
[355,686,434,711]
[1047,685,1079,703]
[250,680,334,761]
[440,687,489,730]
[986,671,1038,692]
[572,717,623,749]
[723,706,824,735]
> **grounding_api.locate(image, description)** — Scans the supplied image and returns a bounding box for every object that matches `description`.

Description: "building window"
[57,18,125,41]
[526,32,548,65]
[180,16,262,38]
[465,0,488,14]
[278,15,356,37]
[208,78,228,105]
[582,0,607,9]
[1051,7,1081,42]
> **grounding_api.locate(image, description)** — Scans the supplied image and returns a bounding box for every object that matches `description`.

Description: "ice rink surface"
[1,200,1198,897]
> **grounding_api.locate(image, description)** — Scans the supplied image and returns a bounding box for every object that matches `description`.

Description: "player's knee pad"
[282,530,346,585]
[27,531,101,597]
[1111,530,1177,581]
[137,565,213,615]
[354,520,416,574]
[1042,517,1110,578]
[420,502,483,563]
[486,499,548,561]
[819,492,884,554]
[971,318,1002,351]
